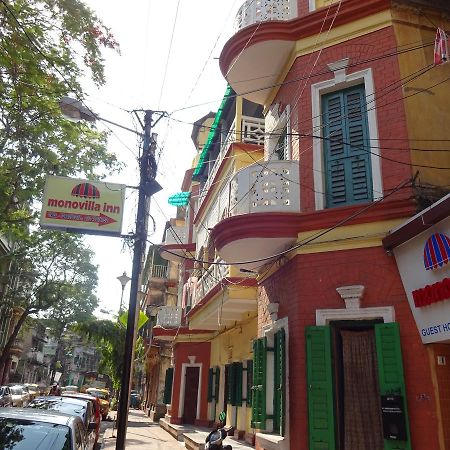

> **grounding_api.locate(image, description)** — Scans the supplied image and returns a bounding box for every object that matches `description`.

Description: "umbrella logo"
[423,233,450,271]
[71,182,101,199]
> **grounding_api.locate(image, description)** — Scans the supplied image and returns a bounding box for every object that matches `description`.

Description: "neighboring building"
[156,1,450,450]
[12,321,47,385]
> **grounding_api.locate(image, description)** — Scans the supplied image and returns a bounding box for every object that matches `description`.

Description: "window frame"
[311,67,382,210]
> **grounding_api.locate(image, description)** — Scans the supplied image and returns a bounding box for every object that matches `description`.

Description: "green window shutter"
[207,368,214,402]
[375,323,412,450]
[226,364,233,404]
[305,326,335,450]
[163,367,174,404]
[323,85,372,208]
[273,328,286,436]
[233,362,243,406]
[252,337,267,429]
[246,359,253,407]
[215,367,220,403]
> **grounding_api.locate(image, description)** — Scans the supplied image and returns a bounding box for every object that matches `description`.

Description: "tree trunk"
[0,308,30,377]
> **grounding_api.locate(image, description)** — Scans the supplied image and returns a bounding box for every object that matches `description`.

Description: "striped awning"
[423,233,450,270]
[71,182,100,198]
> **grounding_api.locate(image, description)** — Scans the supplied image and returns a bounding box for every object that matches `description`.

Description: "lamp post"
[116,272,131,315]
[59,97,164,450]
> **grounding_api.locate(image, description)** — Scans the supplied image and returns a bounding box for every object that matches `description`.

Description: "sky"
[80,0,241,318]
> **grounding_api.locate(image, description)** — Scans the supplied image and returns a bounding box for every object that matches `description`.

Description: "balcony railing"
[164,225,187,246]
[193,260,230,307]
[149,264,168,279]
[198,116,265,212]
[228,160,300,216]
[234,0,297,32]
[156,306,182,328]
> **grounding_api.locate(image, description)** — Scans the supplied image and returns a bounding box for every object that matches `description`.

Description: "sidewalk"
[102,410,183,450]
[101,409,255,450]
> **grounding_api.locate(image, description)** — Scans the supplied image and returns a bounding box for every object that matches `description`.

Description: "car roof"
[0,407,79,425]
[32,396,89,406]
[62,393,97,401]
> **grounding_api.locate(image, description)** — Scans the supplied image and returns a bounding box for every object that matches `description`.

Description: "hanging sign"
[40,175,125,236]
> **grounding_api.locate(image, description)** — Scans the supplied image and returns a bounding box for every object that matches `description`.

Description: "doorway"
[183,366,200,424]
[331,320,384,450]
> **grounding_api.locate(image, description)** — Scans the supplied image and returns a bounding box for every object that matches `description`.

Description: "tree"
[0,230,99,373]
[0,0,120,235]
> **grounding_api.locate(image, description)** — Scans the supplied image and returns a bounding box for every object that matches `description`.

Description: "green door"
[306,326,335,450]
[375,323,412,450]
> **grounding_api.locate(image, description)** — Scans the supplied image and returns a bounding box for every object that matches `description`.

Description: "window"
[322,85,372,208]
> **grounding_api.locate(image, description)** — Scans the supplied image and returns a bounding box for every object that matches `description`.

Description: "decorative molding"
[188,356,196,364]
[336,284,365,309]
[316,306,395,325]
[327,58,350,72]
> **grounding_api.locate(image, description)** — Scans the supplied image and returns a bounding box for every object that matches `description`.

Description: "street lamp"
[117,272,131,315]
[60,97,164,450]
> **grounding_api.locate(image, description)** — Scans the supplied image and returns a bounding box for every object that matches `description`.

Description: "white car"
[10,385,30,407]
[0,407,89,449]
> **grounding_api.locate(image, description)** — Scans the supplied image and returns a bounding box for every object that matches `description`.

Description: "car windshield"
[0,418,70,450]
[11,388,23,395]
[28,399,86,422]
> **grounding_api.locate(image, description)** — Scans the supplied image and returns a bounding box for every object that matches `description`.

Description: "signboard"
[40,175,125,236]
[393,216,450,344]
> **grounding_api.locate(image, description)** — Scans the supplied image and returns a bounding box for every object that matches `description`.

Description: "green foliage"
[0,0,120,237]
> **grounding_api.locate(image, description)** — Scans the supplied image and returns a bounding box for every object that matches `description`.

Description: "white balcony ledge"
[211,159,300,272]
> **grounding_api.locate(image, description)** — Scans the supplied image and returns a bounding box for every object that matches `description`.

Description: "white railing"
[197,116,265,212]
[234,0,297,32]
[156,306,182,328]
[193,260,230,307]
[164,225,187,246]
[228,160,300,216]
[149,265,168,279]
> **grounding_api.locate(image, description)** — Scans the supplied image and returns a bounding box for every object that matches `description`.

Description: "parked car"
[62,392,102,445]
[0,386,12,407]
[0,407,88,449]
[10,385,30,407]
[86,387,110,420]
[62,385,79,393]
[130,390,141,409]
[24,383,39,400]
[27,396,96,450]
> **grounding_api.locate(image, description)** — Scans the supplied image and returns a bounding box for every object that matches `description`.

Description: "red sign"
[45,211,116,226]
[412,277,450,307]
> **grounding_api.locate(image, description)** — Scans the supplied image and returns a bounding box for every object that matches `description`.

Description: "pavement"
[101,409,183,450]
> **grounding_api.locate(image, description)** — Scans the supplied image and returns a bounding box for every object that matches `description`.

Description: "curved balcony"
[221,0,383,105]
[159,224,195,263]
[211,159,301,272]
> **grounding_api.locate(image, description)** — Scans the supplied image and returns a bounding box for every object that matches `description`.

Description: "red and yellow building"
[154,1,450,449]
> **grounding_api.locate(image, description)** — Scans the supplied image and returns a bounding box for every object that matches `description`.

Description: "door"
[183,367,199,424]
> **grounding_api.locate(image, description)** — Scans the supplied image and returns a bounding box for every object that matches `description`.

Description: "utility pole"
[116,110,161,450]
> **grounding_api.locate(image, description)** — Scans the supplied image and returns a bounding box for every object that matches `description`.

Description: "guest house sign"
[40,175,125,236]
[393,216,450,344]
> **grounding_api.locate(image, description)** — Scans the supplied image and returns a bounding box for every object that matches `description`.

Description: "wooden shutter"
[322,85,372,208]
[163,367,174,404]
[273,328,286,436]
[215,367,220,403]
[233,362,243,406]
[246,359,253,407]
[306,326,335,450]
[375,323,412,450]
[252,337,267,429]
[207,368,214,402]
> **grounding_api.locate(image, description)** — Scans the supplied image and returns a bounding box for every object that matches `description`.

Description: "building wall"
[258,246,440,450]
[171,341,211,426]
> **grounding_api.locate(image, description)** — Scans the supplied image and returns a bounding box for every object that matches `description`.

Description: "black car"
[0,386,12,407]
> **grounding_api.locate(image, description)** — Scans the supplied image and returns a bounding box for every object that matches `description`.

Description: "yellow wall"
[315,0,340,10]
[392,7,450,187]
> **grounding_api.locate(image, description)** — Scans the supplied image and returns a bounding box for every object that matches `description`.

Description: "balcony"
[187,261,257,331]
[211,159,301,272]
[27,351,44,364]
[234,0,297,32]
[148,264,168,279]
[156,306,182,329]
[197,115,265,213]
[159,223,195,263]
[9,340,23,357]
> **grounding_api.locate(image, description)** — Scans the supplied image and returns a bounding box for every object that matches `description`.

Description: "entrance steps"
[159,418,254,450]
